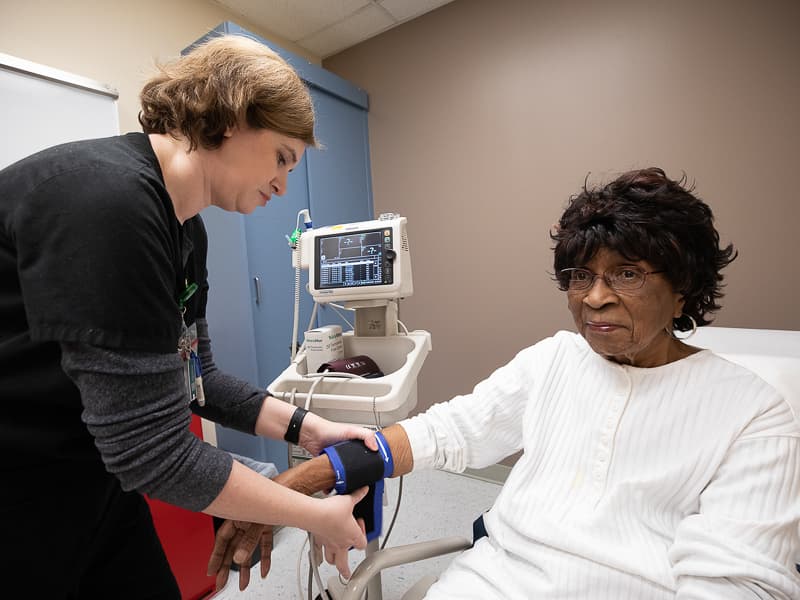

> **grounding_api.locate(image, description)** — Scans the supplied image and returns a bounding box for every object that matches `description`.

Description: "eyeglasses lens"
[608,267,645,290]
[565,266,647,291]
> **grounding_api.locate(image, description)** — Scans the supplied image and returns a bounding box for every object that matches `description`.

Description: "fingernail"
[234,550,246,563]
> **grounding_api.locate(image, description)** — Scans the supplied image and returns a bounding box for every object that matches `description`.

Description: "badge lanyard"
[178,281,205,406]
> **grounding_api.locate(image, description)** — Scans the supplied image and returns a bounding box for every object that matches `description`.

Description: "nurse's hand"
[299,413,377,457]
[308,487,370,550]
[207,521,272,592]
[313,518,367,579]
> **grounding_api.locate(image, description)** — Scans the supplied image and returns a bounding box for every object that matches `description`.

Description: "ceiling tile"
[379,0,454,22]
[215,0,372,41]
[299,3,395,57]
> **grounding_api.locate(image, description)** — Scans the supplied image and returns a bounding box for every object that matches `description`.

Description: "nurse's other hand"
[313,518,367,579]
[299,413,377,456]
[207,520,272,591]
[309,487,370,550]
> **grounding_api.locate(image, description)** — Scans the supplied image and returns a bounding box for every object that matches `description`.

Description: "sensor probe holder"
[322,431,393,542]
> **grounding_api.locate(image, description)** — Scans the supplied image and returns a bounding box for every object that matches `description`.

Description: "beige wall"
[0,0,320,134]
[324,0,800,417]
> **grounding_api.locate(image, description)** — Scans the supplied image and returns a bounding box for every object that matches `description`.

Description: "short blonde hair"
[139,35,317,150]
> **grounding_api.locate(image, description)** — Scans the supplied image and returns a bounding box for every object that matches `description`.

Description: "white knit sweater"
[401,331,800,599]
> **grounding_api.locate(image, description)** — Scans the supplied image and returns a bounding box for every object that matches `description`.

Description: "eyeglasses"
[559,265,664,292]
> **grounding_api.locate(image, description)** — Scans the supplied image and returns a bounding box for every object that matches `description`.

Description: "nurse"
[0,35,373,599]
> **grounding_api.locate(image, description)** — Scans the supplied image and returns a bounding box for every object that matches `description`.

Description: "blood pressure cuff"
[322,431,393,542]
[317,355,384,378]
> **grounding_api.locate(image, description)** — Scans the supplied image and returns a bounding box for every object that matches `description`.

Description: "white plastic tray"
[268,330,432,426]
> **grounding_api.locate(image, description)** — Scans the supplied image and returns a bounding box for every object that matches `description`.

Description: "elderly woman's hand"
[206,454,368,591]
[207,520,272,592]
[206,461,312,592]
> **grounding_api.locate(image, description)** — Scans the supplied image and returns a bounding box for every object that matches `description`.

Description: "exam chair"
[337,327,800,600]
[338,519,484,600]
[339,536,471,600]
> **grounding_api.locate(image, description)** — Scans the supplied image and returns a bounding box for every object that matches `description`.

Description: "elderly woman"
[213,168,800,598]
[0,35,373,598]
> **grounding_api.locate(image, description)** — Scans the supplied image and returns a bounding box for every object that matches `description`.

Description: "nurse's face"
[566,247,685,367]
[210,126,306,214]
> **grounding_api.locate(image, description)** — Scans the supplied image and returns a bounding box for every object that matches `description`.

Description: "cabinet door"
[203,207,259,386]
[204,163,313,470]
[202,207,270,463]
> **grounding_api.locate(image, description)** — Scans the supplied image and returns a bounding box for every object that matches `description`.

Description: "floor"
[209,469,502,600]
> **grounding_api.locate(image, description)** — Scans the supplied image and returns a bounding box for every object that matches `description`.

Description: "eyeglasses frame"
[558,265,665,293]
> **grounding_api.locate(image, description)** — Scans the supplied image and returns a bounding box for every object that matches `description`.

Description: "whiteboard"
[0,53,119,170]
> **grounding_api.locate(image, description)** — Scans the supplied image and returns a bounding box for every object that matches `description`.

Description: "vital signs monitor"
[302,215,412,303]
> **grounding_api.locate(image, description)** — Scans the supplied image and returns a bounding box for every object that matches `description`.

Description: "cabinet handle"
[254,276,262,305]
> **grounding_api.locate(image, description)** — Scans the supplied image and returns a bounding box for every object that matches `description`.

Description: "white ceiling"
[213,0,455,59]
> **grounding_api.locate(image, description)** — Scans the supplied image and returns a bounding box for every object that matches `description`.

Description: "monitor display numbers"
[317,228,393,289]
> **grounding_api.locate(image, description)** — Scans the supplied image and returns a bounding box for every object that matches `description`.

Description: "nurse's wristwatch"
[284,406,308,444]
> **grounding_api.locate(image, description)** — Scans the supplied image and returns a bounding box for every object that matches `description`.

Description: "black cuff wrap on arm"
[322,433,394,543]
[323,439,386,494]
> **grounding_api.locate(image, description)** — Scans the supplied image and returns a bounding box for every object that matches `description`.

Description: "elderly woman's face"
[567,247,685,367]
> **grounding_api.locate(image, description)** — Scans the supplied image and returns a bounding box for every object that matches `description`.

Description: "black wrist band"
[283,407,308,444]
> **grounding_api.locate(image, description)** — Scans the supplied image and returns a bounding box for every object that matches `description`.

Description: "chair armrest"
[341,536,472,600]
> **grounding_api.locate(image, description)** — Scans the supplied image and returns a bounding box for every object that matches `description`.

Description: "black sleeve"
[60,341,233,512]
[191,317,268,434]
[17,165,182,352]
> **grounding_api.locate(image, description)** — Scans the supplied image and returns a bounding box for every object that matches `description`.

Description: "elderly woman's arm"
[276,423,414,492]
[208,336,562,589]
[668,397,800,599]
[207,341,547,588]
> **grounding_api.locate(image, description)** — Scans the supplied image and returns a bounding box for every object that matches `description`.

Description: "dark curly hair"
[551,167,737,331]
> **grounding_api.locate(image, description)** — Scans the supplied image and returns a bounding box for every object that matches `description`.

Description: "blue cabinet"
[194,23,374,469]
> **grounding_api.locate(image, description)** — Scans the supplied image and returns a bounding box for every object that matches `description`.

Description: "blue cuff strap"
[322,445,348,495]
[375,430,394,479]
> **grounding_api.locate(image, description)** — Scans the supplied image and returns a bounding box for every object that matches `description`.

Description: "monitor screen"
[315,227,394,290]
